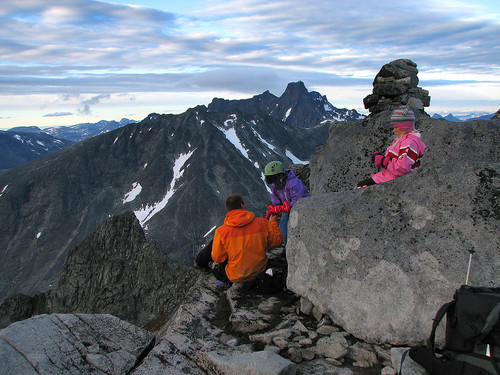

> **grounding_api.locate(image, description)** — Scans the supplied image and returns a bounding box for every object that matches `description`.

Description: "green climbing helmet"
[264,161,285,176]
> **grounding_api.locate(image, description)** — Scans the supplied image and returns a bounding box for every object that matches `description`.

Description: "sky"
[0,0,499,130]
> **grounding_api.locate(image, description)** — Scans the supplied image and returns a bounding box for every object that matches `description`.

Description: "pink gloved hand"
[374,154,390,168]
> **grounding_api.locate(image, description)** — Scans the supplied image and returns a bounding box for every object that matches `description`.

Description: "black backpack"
[407,285,500,375]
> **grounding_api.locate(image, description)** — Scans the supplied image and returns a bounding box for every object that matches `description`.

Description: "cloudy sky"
[1,0,499,129]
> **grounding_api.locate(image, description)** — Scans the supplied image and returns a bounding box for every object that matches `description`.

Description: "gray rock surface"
[0,313,154,375]
[0,261,404,374]
[132,274,298,375]
[287,113,499,345]
[46,212,199,329]
[132,246,391,374]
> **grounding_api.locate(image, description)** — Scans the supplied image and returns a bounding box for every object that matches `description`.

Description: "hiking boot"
[215,280,232,291]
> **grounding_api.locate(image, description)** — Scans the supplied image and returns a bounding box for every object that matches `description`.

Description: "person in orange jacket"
[195,194,283,288]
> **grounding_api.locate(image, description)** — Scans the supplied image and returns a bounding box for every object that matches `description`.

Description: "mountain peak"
[208,81,364,127]
[283,80,307,93]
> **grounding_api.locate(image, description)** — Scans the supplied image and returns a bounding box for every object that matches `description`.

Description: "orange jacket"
[212,209,283,283]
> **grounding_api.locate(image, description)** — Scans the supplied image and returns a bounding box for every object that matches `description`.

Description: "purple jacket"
[271,169,310,207]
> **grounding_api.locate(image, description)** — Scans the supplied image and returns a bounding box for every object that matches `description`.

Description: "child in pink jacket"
[357,105,426,188]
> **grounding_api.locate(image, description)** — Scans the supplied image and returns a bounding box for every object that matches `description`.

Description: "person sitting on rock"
[194,194,283,289]
[356,105,426,188]
[264,161,310,245]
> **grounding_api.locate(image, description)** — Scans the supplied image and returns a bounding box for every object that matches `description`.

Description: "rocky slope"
[0,212,198,330]
[2,247,424,375]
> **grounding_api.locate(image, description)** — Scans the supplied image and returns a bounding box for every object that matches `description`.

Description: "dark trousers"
[195,240,230,283]
[356,177,376,188]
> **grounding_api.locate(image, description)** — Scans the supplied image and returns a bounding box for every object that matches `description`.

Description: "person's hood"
[224,209,255,227]
[285,169,296,179]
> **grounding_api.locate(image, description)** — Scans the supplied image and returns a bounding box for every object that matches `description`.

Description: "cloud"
[78,94,111,115]
[0,0,498,122]
[43,112,73,117]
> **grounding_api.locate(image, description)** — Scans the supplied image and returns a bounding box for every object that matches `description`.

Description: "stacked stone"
[363,59,431,113]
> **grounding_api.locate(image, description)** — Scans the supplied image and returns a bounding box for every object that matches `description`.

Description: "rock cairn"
[363,59,431,113]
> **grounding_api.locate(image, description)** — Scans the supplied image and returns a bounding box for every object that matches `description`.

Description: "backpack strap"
[481,302,500,336]
[428,301,455,350]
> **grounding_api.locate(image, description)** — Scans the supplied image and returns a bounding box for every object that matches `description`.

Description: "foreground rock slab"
[0,313,154,375]
[133,274,298,375]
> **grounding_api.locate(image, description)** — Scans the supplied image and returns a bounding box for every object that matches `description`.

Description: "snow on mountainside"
[0,130,73,172]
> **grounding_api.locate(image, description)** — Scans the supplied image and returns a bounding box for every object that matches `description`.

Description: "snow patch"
[36,140,45,146]
[143,163,148,169]
[0,185,8,197]
[14,135,23,142]
[252,129,276,152]
[286,150,308,165]
[222,128,249,159]
[123,182,142,204]
[134,149,195,226]
[224,114,237,127]
[113,136,119,144]
[36,232,42,239]
[203,225,217,238]
[283,107,292,121]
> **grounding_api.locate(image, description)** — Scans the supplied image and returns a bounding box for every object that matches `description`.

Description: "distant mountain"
[43,118,136,142]
[7,126,43,133]
[443,114,462,122]
[459,113,497,121]
[208,81,365,127]
[431,112,497,122]
[1,119,136,172]
[0,130,73,172]
[0,82,334,301]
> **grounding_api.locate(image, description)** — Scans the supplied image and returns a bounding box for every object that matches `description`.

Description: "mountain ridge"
[0,83,335,302]
[208,81,365,127]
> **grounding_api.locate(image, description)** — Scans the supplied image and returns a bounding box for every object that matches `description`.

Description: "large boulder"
[0,313,154,374]
[287,113,499,345]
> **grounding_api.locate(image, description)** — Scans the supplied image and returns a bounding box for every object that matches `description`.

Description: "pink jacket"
[372,131,426,184]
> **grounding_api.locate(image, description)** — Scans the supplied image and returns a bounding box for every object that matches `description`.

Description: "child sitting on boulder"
[356,105,426,188]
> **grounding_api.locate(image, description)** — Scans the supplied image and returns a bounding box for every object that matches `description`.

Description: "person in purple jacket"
[264,161,310,245]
